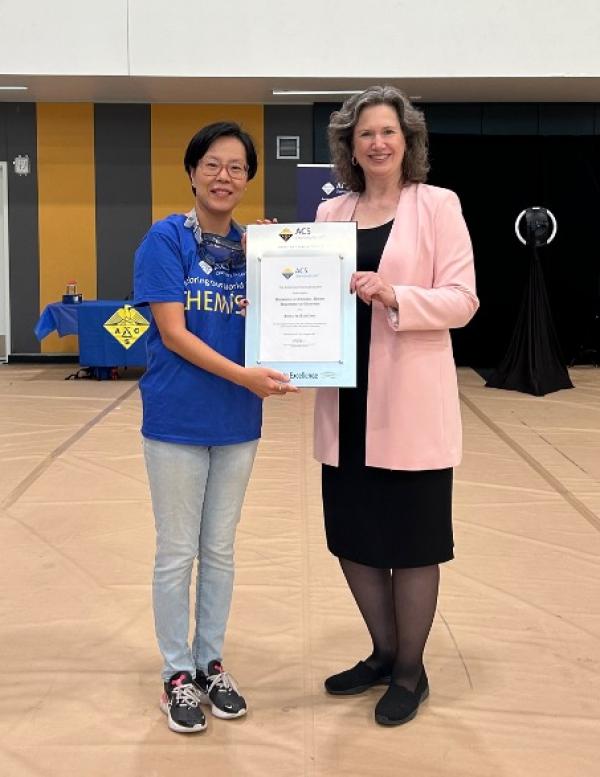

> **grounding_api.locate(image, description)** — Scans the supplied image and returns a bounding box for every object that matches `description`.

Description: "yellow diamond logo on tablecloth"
[103,305,150,350]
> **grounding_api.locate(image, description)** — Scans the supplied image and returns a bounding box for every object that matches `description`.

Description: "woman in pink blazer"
[315,86,479,726]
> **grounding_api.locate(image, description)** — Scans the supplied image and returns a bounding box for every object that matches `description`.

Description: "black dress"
[322,220,454,569]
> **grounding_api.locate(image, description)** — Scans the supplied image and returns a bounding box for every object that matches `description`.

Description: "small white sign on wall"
[13,155,30,176]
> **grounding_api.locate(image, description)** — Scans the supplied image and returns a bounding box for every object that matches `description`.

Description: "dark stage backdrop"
[428,134,600,367]
[313,102,600,368]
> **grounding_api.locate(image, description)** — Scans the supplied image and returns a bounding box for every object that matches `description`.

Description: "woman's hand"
[350,271,398,308]
[241,218,278,253]
[240,367,299,399]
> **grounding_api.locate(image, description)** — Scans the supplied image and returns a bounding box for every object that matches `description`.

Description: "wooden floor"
[1,365,599,777]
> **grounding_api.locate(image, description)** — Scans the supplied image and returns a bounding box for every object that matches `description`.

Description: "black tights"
[339,557,440,691]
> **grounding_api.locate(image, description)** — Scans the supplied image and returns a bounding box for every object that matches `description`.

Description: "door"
[0,162,9,362]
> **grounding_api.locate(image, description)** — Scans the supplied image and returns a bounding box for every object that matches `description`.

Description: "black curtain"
[427,134,600,369]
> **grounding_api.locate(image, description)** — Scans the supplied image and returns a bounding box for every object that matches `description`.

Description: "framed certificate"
[245,222,357,387]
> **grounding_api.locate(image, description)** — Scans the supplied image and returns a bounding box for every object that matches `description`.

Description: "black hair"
[183,122,258,186]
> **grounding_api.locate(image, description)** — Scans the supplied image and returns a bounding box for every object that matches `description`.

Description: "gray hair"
[327,85,429,192]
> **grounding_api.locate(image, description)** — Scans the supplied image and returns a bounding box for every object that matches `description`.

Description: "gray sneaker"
[195,660,247,719]
[160,671,207,733]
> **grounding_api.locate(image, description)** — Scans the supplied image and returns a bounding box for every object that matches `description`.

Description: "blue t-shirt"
[133,214,262,446]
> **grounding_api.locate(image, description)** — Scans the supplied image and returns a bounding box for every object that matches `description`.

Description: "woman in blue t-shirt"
[134,122,297,734]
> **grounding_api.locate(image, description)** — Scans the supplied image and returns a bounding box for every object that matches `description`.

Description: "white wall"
[1,0,599,78]
[0,0,128,75]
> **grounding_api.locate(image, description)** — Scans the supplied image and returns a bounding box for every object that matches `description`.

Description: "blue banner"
[296,164,347,221]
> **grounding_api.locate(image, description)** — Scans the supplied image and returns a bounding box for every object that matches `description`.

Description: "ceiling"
[0,75,598,104]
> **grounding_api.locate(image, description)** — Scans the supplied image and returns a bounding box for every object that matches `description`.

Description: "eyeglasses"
[197,232,246,272]
[197,158,248,180]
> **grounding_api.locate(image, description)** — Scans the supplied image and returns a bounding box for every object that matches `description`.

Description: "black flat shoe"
[325,661,392,695]
[374,669,429,726]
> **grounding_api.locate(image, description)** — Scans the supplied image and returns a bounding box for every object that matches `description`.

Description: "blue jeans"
[143,437,258,680]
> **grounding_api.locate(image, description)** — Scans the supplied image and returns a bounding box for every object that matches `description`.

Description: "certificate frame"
[245,221,357,387]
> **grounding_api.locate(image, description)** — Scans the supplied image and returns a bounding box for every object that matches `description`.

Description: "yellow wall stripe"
[151,105,264,226]
[37,103,97,353]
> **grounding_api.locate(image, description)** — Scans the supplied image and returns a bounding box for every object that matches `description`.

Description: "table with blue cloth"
[35,300,151,368]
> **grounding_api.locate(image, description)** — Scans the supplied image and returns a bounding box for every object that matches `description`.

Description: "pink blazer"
[313,183,479,471]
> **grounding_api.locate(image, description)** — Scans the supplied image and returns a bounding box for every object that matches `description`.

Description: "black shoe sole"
[325,676,392,696]
[374,687,429,726]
